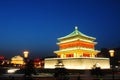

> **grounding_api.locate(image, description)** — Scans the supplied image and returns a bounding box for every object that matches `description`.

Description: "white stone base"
[44,57,110,69]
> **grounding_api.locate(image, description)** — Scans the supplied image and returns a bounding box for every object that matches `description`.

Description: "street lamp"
[109,49,115,80]
[23,50,29,66]
[109,50,114,57]
[23,51,29,59]
[23,50,29,77]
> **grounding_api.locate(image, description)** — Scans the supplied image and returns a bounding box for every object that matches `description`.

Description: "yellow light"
[109,50,114,57]
[7,69,20,73]
[23,51,29,58]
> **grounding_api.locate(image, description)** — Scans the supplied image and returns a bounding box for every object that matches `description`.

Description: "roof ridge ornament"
[75,26,78,34]
[57,26,96,40]
[75,26,78,30]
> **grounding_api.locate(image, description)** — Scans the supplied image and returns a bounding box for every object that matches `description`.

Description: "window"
[66,54,74,57]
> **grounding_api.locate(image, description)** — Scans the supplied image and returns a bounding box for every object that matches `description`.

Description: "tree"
[24,59,36,76]
[97,48,109,57]
[0,60,3,67]
[54,68,69,80]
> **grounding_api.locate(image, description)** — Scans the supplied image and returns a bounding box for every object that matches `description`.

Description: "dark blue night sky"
[0,0,120,59]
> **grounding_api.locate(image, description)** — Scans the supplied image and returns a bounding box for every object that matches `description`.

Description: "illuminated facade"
[44,26,110,69]
[33,58,44,68]
[54,26,99,58]
[11,55,24,65]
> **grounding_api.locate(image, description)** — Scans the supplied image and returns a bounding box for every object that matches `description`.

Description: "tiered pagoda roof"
[58,26,96,41]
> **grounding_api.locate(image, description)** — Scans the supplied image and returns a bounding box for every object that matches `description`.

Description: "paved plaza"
[1,73,120,80]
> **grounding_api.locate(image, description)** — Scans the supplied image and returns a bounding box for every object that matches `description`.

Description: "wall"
[44,57,110,69]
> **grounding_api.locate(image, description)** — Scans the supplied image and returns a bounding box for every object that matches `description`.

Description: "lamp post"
[23,50,30,78]
[109,50,115,80]
[23,51,29,65]
[23,51,29,59]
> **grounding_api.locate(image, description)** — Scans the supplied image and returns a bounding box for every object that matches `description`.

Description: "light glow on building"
[11,55,24,65]
[54,26,99,58]
[44,26,110,69]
